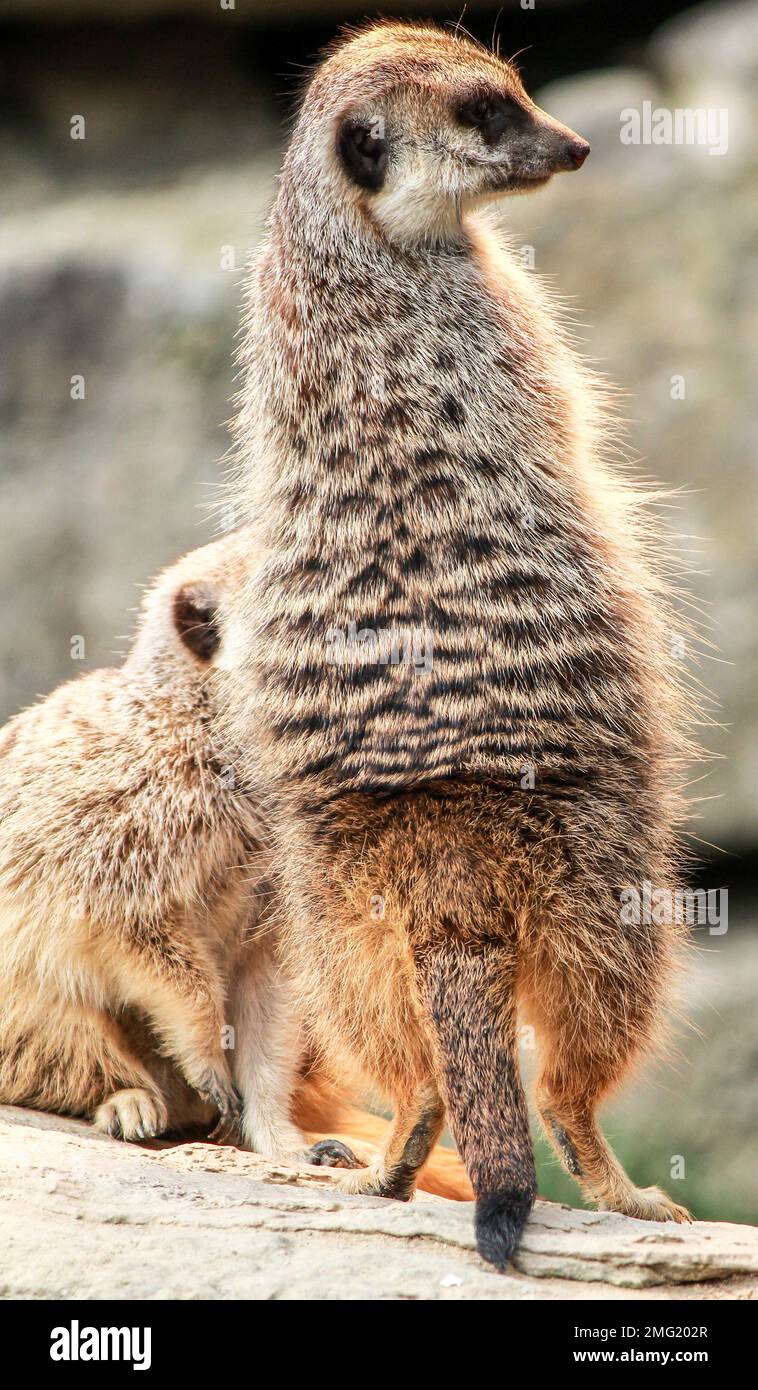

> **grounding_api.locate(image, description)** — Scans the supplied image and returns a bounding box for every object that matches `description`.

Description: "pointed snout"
[546,124,591,173]
[533,106,591,174]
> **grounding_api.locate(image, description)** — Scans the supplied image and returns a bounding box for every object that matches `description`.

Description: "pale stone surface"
[1,1107,755,1301]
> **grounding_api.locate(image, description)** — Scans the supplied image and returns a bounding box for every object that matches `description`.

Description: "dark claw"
[201,1081,242,1144]
[306,1139,361,1170]
[208,1110,241,1144]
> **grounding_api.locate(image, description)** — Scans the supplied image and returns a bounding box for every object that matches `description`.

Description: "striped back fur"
[221,22,694,854]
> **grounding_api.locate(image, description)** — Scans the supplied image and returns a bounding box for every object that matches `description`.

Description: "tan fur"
[0,531,297,1149]
[0,529,470,1196]
[294,1072,473,1200]
[218,22,697,1266]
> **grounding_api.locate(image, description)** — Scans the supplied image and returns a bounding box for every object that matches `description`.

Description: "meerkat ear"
[337,117,388,191]
[172,583,221,663]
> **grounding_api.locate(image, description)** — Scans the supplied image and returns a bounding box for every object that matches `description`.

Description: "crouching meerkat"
[218,21,695,1268]
[1,531,288,1154]
[0,531,358,1166]
[0,529,472,1199]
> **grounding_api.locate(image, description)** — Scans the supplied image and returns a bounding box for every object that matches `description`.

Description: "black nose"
[568,139,590,169]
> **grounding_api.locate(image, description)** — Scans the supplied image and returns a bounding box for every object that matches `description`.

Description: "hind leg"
[536,1093,690,1222]
[335,1080,445,1199]
[82,1009,174,1141]
[95,1009,217,1139]
[523,909,690,1224]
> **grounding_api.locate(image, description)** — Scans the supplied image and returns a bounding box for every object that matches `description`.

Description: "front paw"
[305,1138,361,1170]
[93,1088,168,1142]
[196,1076,242,1143]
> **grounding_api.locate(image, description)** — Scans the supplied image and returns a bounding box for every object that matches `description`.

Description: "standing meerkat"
[0,530,471,1198]
[219,21,695,1268]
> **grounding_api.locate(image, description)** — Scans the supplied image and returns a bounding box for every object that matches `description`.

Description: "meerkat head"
[289,21,589,247]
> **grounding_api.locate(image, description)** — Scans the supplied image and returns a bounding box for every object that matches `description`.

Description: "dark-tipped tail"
[475,1189,535,1271]
[416,941,537,1271]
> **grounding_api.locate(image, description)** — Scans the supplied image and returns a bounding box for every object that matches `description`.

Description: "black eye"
[456,93,521,146]
[459,97,500,127]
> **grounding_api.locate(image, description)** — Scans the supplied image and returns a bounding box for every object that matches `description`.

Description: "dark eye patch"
[456,93,525,146]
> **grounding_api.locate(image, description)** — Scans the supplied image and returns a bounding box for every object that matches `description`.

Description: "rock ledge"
[1,1107,755,1301]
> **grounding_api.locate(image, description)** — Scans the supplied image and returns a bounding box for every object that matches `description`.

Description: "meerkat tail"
[416,942,536,1265]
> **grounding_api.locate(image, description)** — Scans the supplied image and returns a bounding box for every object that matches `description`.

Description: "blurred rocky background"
[2,0,756,1225]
